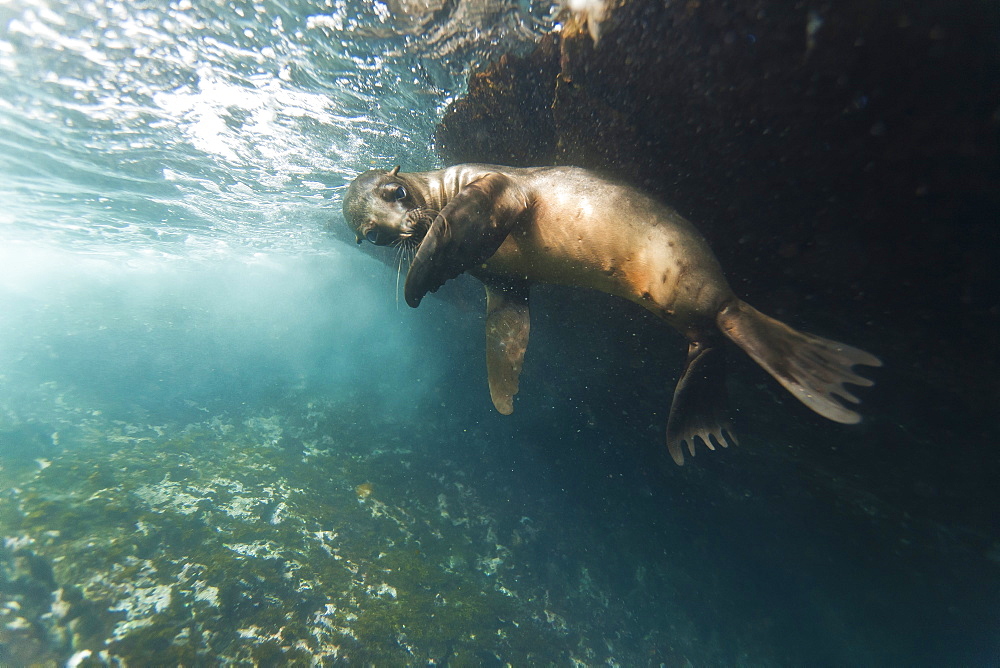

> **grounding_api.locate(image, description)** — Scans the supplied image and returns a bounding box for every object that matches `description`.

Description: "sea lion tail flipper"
[716,300,882,424]
[405,172,529,308]
[666,341,737,466]
[484,280,531,415]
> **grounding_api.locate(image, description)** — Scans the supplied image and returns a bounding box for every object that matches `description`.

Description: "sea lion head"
[342,166,437,247]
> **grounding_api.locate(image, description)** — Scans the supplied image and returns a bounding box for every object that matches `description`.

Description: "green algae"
[0,398,658,664]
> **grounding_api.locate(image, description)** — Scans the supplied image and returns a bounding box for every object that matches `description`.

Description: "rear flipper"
[717,300,882,424]
[666,341,738,466]
[484,280,530,415]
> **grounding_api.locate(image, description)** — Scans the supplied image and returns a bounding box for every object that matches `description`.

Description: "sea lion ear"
[405,172,529,308]
[388,165,400,176]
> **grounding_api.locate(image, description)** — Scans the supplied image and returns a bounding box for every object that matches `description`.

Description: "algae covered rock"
[1,399,694,664]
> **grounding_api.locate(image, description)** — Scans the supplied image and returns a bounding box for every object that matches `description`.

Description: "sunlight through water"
[0,0,555,259]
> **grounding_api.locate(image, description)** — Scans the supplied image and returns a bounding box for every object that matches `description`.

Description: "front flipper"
[404,172,529,308]
[484,280,530,415]
[666,341,738,466]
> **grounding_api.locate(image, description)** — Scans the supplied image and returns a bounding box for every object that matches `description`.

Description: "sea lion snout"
[355,210,431,247]
[342,166,433,247]
[400,207,437,243]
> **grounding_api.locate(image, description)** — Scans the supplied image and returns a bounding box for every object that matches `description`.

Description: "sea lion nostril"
[365,229,378,244]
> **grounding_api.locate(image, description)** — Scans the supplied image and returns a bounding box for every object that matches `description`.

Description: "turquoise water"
[0,0,552,423]
[1,0,997,665]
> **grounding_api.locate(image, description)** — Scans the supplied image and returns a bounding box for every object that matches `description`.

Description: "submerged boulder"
[433,0,1000,529]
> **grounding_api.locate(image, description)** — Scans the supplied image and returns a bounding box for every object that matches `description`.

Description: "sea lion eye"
[393,185,406,201]
[365,229,378,243]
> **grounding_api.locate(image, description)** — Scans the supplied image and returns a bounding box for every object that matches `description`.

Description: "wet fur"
[343,164,881,465]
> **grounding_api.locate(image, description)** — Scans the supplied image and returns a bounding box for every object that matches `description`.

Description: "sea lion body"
[343,164,880,464]
[471,166,732,334]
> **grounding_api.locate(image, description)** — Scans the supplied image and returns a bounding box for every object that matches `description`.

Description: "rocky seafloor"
[2,373,997,665]
[0,384,723,666]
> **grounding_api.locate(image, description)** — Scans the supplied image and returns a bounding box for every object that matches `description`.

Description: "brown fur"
[343,164,881,465]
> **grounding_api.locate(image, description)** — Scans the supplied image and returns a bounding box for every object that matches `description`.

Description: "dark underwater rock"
[436,35,560,167]
[433,2,999,462]
[434,0,999,407]
[432,0,1000,615]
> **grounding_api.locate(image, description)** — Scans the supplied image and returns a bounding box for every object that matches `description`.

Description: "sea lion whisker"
[394,240,408,309]
[391,238,419,309]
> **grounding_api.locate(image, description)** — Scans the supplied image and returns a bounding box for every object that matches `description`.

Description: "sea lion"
[342,164,881,465]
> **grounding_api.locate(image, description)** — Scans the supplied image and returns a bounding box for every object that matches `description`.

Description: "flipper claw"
[666,341,736,466]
